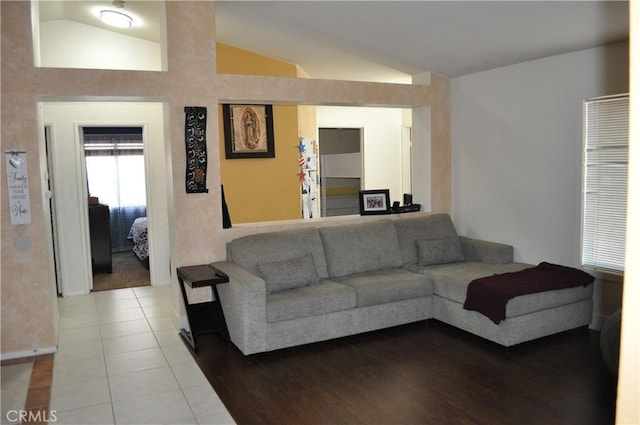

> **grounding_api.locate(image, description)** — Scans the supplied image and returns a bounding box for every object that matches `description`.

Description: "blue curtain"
[110,206,146,252]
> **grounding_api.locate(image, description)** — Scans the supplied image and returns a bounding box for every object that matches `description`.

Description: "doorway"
[318,128,362,217]
[41,101,171,297]
[83,126,151,291]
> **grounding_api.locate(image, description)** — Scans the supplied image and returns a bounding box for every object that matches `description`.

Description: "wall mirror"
[219,104,412,225]
[216,43,413,225]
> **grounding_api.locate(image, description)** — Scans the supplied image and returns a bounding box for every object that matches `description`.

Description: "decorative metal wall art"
[184,106,208,193]
[297,138,319,219]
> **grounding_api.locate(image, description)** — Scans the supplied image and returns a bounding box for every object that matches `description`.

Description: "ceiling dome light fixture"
[100,9,133,28]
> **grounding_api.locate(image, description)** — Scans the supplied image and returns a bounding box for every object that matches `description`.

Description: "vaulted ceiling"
[215,1,629,82]
[39,1,630,83]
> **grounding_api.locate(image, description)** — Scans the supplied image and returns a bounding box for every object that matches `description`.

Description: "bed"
[128,217,149,269]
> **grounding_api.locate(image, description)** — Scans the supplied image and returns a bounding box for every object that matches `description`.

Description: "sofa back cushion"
[257,253,320,294]
[228,227,329,279]
[416,236,465,265]
[318,220,403,278]
[394,213,461,265]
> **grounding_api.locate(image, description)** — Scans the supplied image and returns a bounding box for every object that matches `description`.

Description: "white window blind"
[582,94,629,273]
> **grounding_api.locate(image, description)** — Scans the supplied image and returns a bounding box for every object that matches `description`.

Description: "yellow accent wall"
[217,44,301,223]
[217,43,298,77]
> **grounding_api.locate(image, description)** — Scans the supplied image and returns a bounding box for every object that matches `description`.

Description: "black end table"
[177,264,230,352]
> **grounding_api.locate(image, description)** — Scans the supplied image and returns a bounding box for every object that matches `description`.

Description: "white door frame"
[401,126,412,196]
[41,101,171,296]
[41,124,63,295]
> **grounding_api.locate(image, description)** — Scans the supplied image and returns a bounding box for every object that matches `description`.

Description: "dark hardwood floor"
[191,320,617,425]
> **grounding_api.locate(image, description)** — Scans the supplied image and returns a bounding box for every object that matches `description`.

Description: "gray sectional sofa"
[212,213,593,355]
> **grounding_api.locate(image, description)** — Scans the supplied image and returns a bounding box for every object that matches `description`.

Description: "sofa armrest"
[459,236,514,264]
[210,261,268,355]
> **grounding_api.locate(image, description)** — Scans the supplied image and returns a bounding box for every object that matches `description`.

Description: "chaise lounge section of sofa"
[211,213,593,355]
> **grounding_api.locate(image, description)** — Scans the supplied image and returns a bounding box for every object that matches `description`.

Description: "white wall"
[451,42,628,266]
[39,20,162,71]
[317,106,406,204]
[451,42,629,329]
[618,3,640,416]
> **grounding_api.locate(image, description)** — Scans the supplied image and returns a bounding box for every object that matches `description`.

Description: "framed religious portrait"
[223,104,275,159]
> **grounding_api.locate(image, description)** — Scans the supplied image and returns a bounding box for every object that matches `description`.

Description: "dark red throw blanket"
[463,262,594,324]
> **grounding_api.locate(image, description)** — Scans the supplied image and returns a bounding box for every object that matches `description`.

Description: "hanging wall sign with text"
[5,150,31,225]
[184,106,209,193]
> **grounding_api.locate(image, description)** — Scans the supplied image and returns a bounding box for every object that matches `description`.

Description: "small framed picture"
[223,104,275,159]
[359,189,391,215]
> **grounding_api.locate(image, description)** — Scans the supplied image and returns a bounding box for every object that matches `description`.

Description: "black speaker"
[221,185,232,229]
[403,193,413,205]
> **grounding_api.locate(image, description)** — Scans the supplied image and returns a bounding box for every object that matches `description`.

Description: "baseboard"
[1,346,57,361]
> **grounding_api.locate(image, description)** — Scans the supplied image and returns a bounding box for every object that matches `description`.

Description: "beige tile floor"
[2,285,235,425]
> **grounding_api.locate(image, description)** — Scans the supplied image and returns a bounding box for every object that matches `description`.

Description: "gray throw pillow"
[416,237,465,266]
[257,253,320,294]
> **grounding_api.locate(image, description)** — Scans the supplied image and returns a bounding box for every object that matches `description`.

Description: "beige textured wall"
[429,73,452,214]
[0,1,450,356]
[1,1,59,356]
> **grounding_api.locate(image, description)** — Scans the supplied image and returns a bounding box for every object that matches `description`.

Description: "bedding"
[127,217,149,268]
[463,262,594,324]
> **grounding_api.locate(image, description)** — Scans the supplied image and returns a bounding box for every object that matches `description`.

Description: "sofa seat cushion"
[337,268,433,307]
[266,280,357,323]
[410,262,531,303]
[318,220,403,278]
[417,262,594,318]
